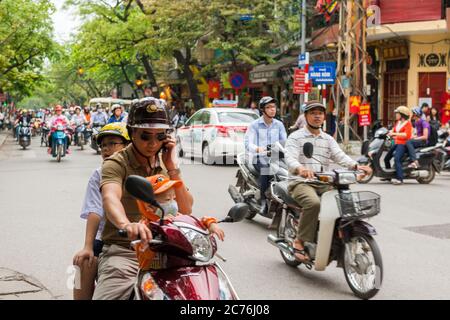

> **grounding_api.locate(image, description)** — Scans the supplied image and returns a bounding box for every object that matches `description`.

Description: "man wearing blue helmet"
[406,107,430,169]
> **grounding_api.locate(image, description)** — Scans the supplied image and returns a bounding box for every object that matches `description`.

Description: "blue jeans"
[384,144,407,181]
[406,140,427,162]
[254,157,271,202]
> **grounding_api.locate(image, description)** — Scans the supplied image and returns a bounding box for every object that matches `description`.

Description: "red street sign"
[358,103,371,126]
[293,68,309,94]
[293,82,310,94]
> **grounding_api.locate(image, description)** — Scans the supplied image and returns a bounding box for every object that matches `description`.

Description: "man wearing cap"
[93,97,193,300]
[285,101,371,263]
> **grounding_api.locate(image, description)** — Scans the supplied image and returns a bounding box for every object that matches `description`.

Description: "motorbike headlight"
[180,227,213,262]
[217,266,237,300]
[140,273,169,300]
[337,172,357,185]
[57,124,64,130]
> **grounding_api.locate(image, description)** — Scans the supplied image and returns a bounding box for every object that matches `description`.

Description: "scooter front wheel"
[57,144,62,162]
[343,232,383,300]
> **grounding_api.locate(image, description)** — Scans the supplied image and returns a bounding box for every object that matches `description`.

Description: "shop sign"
[249,70,278,83]
[418,53,447,67]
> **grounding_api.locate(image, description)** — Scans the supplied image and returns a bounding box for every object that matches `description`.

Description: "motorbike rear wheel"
[416,165,435,184]
[343,232,382,300]
[278,213,301,267]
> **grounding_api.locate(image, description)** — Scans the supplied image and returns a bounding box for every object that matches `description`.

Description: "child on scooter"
[134,174,225,270]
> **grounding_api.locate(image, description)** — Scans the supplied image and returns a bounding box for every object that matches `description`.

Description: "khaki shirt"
[100,144,166,248]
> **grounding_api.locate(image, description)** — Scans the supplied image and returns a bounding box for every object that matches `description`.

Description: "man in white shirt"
[285,101,371,263]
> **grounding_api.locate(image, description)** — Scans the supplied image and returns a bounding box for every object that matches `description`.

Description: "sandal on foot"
[291,247,311,263]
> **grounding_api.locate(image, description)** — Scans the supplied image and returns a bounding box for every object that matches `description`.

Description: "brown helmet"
[127,97,170,129]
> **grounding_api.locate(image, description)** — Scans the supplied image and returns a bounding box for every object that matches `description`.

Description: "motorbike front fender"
[348,220,378,236]
[149,265,223,300]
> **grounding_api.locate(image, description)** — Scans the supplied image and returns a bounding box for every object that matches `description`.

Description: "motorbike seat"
[272,180,301,209]
[247,163,260,177]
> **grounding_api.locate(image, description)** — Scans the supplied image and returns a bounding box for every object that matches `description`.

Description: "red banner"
[293,68,309,94]
[350,96,361,114]
[208,80,220,99]
[358,103,371,126]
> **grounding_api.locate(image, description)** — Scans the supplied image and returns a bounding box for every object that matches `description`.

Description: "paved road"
[1,131,450,299]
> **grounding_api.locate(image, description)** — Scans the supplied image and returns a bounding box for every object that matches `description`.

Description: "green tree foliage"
[0,0,55,98]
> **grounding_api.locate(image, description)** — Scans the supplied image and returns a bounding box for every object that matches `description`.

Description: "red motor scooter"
[121,175,249,300]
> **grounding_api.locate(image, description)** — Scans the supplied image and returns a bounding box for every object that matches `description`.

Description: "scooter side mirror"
[303,142,314,159]
[222,203,249,223]
[361,140,370,156]
[125,175,157,206]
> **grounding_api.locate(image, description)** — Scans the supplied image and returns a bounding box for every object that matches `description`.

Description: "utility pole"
[299,0,307,109]
[335,0,368,150]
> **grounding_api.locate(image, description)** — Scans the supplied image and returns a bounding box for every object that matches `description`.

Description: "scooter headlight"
[140,273,169,300]
[180,227,213,262]
[337,172,357,185]
[57,124,64,131]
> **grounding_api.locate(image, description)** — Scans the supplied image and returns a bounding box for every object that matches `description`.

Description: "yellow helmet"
[394,106,411,119]
[96,122,130,145]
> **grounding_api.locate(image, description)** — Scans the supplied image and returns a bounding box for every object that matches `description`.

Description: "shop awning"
[249,56,298,83]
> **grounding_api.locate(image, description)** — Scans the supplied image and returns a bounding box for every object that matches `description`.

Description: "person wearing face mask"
[93,97,193,300]
[244,96,287,217]
[134,174,224,271]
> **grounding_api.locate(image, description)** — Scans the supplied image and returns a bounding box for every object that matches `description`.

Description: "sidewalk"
[0,130,10,148]
[0,268,54,300]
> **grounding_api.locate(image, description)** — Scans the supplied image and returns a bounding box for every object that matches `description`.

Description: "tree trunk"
[140,55,159,96]
[173,48,204,110]
[119,62,139,98]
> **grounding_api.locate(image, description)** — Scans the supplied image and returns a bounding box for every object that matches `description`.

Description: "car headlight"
[140,273,168,300]
[180,227,213,262]
[338,172,357,184]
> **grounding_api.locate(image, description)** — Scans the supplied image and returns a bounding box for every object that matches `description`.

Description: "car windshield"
[218,112,258,124]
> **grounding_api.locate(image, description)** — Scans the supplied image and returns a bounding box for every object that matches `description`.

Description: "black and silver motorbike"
[228,142,288,220]
[357,127,441,184]
[90,122,104,155]
[18,122,32,150]
[267,142,383,300]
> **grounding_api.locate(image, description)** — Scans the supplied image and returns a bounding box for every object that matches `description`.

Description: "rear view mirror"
[303,142,314,159]
[125,175,156,205]
[222,203,249,223]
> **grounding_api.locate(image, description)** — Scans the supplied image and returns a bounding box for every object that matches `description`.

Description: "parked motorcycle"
[50,124,68,162]
[357,127,441,184]
[18,122,32,150]
[228,142,288,220]
[267,142,383,300]
[120,175,248,300]
[90,123,104,155]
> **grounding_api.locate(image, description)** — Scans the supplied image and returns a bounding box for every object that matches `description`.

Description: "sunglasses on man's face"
[139,132,167,142]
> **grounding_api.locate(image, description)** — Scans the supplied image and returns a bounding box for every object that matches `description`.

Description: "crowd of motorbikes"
[11,116,105,162]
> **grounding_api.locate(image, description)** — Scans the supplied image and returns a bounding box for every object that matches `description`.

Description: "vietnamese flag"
[208,80,220,99]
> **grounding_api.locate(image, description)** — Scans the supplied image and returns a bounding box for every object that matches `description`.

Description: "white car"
[176,107,259,164]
